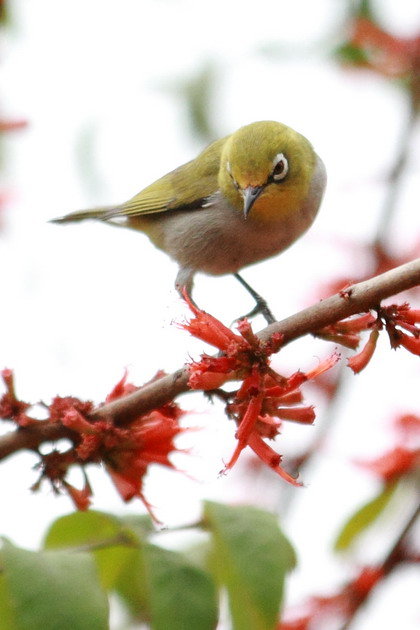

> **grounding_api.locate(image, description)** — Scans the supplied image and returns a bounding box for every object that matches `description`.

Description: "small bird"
[52,121,326,323]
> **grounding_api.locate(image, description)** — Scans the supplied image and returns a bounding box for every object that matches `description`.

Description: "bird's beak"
[242,185,263,219]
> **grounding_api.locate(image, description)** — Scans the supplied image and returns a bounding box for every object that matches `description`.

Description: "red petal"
[399,308,420,324]
[182,291,244,351]
[225,394,263,470]
[335,313,376,333]
[106,370,138,402]
[275,391,303,405]
[187,356,236,390]
[347,329,379,373]
[305,353,340,380]
[108,467,142,502]
[276,406,316,424]
[399,332,420,356]
[247,434,301,486]
[63,481,92,511]
[189,370,230,390]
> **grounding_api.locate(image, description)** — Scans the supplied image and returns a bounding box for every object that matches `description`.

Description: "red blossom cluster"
[181,295,339,485]
[278,566,384,630]
[1,291,417,516]
[355,412,420,483]
[317,303,420,374]
[0,370,186,518]
[341,16,420,81]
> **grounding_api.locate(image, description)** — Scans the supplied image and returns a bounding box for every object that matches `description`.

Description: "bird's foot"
[233,272,277,325]
[236,299,276,325]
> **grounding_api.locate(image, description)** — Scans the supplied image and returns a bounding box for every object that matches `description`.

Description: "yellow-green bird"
[53,120,326,323]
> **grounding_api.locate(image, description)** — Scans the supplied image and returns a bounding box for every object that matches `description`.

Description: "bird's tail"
[50,206,116,224]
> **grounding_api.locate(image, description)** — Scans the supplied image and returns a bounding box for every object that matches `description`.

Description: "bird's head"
[219,120,317,221]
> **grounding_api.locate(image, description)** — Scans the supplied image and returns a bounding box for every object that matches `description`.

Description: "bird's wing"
[106,136,227,218]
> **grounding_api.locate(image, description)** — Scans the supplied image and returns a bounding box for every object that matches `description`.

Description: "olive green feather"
[108,136,227,218]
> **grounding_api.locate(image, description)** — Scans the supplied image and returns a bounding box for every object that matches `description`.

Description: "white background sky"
[1,1,419,628]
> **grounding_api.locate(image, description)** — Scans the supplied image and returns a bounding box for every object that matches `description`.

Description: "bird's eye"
[272,153,289,181]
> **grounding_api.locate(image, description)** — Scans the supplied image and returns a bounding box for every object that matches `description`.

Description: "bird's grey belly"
[160,208,300,274]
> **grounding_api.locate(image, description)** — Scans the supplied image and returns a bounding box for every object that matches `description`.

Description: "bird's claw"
[232,272,276,325]
[234,299,276,325]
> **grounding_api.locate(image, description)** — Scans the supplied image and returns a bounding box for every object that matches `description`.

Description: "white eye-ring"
[272,153,289,181]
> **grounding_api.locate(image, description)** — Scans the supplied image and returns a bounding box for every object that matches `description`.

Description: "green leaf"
[204,501,296,630]
[43,510,123,549]
[2,541,109,630]
[144,544,218,630]
[334,482,398,551]
[113,546,150,621]
[0,573,16,629]
[43,510,136,589]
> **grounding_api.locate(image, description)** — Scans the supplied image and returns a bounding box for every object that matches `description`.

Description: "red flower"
[341,302,420,372]
[21,371,188,520]
[279,566,384,629]
[346,18,420,78]
[181,290,248,354]
[347,328,379,373]
[356,446,420,482]
[182,296,339,484]
[0,369,32,425]
[58,375,187,519]
[224,356,337,484]
[49,396,94,423]
[380,303,420,356]
[398,333,420,355]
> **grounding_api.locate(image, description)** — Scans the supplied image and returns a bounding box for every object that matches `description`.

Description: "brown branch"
[0,257,419,461]
[0,422,76,461]
[93,257,420,424]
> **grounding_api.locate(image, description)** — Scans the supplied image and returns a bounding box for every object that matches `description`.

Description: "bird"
[52,120,326,323]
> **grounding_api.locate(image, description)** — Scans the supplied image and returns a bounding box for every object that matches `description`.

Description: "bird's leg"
[175,266,197,304]
[233,272,276,324]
